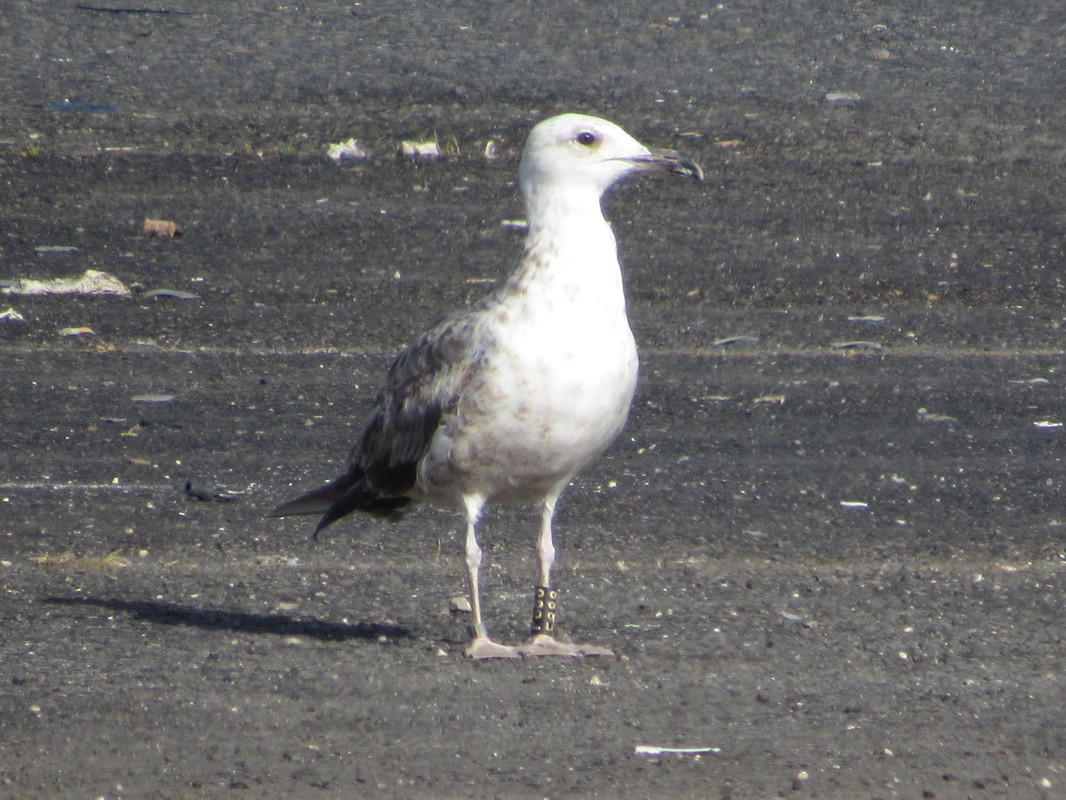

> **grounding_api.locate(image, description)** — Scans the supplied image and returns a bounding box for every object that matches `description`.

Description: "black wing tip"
[312,495,414,539]
[270,469,362,521]
[272,481,415,540]
[269,492,335,519]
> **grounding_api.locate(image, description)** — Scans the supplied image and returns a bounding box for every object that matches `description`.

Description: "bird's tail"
[272,472,412,538]
[270,480,341,518]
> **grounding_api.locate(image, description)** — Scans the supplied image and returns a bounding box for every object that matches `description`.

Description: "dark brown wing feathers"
[272,310,484,534]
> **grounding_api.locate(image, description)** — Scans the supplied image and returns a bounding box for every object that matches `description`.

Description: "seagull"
[273,113,702,659]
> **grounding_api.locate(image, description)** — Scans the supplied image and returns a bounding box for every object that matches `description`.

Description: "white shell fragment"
[326,138,369,162]
[753,394,785,405]
[449,596,472,613]
[3,269,131,297]
[635,745,722,757]
[826,91,862,104]
[917,408,958,423]
[400,140,442,159]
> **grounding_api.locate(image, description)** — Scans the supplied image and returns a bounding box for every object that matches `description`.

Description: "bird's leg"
[518,494,613,658]
[529,495,558,636]
[535,494,558,588]
[462,495,520,659]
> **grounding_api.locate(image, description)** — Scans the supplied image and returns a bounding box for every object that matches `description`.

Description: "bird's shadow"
[43,596,412,642]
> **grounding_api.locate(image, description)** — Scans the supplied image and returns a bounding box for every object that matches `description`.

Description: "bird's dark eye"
[576,131,598,146]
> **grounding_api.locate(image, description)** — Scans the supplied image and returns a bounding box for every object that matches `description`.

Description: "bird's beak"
[620,148,704,181]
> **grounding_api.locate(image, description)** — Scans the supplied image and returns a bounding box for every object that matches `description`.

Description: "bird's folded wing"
[272,306,486,528]
[352,308,486,497]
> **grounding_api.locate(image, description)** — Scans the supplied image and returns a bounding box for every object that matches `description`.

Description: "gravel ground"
[2,2,1066,798]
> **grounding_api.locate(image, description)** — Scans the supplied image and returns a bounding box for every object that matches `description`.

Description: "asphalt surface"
[2,2,1066,799]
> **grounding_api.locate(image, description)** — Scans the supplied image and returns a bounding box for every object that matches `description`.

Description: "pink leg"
[462,494,520,659]
[518,493,613,658]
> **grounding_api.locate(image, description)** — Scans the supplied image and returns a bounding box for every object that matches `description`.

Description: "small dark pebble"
[713,336,760,347]
[183,480,242,502]
[832,341,883,351]
[143,289,201,301]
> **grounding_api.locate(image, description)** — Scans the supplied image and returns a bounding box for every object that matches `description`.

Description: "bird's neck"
[523,183,619,272]
[523,180,607,235]
[497,184,627,314]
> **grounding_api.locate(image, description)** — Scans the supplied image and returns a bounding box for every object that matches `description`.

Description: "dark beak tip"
[667,158,703,183]
[640,148,704,182]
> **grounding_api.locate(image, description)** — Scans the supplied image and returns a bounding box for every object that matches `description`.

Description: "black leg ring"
[530,585,557,636]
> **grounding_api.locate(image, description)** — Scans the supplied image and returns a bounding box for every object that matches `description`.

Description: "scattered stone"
[143,288,200,300]
[832,341,883,351]
[826,91,862,105]
[326,138,369,162]
[400,140,441,159]
[183,480,243,502]
[3,269,130,297]
[144,218,181,237]
[713,335,759,347]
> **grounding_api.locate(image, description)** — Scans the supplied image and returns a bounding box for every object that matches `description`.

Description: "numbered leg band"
[530,585,558,636]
